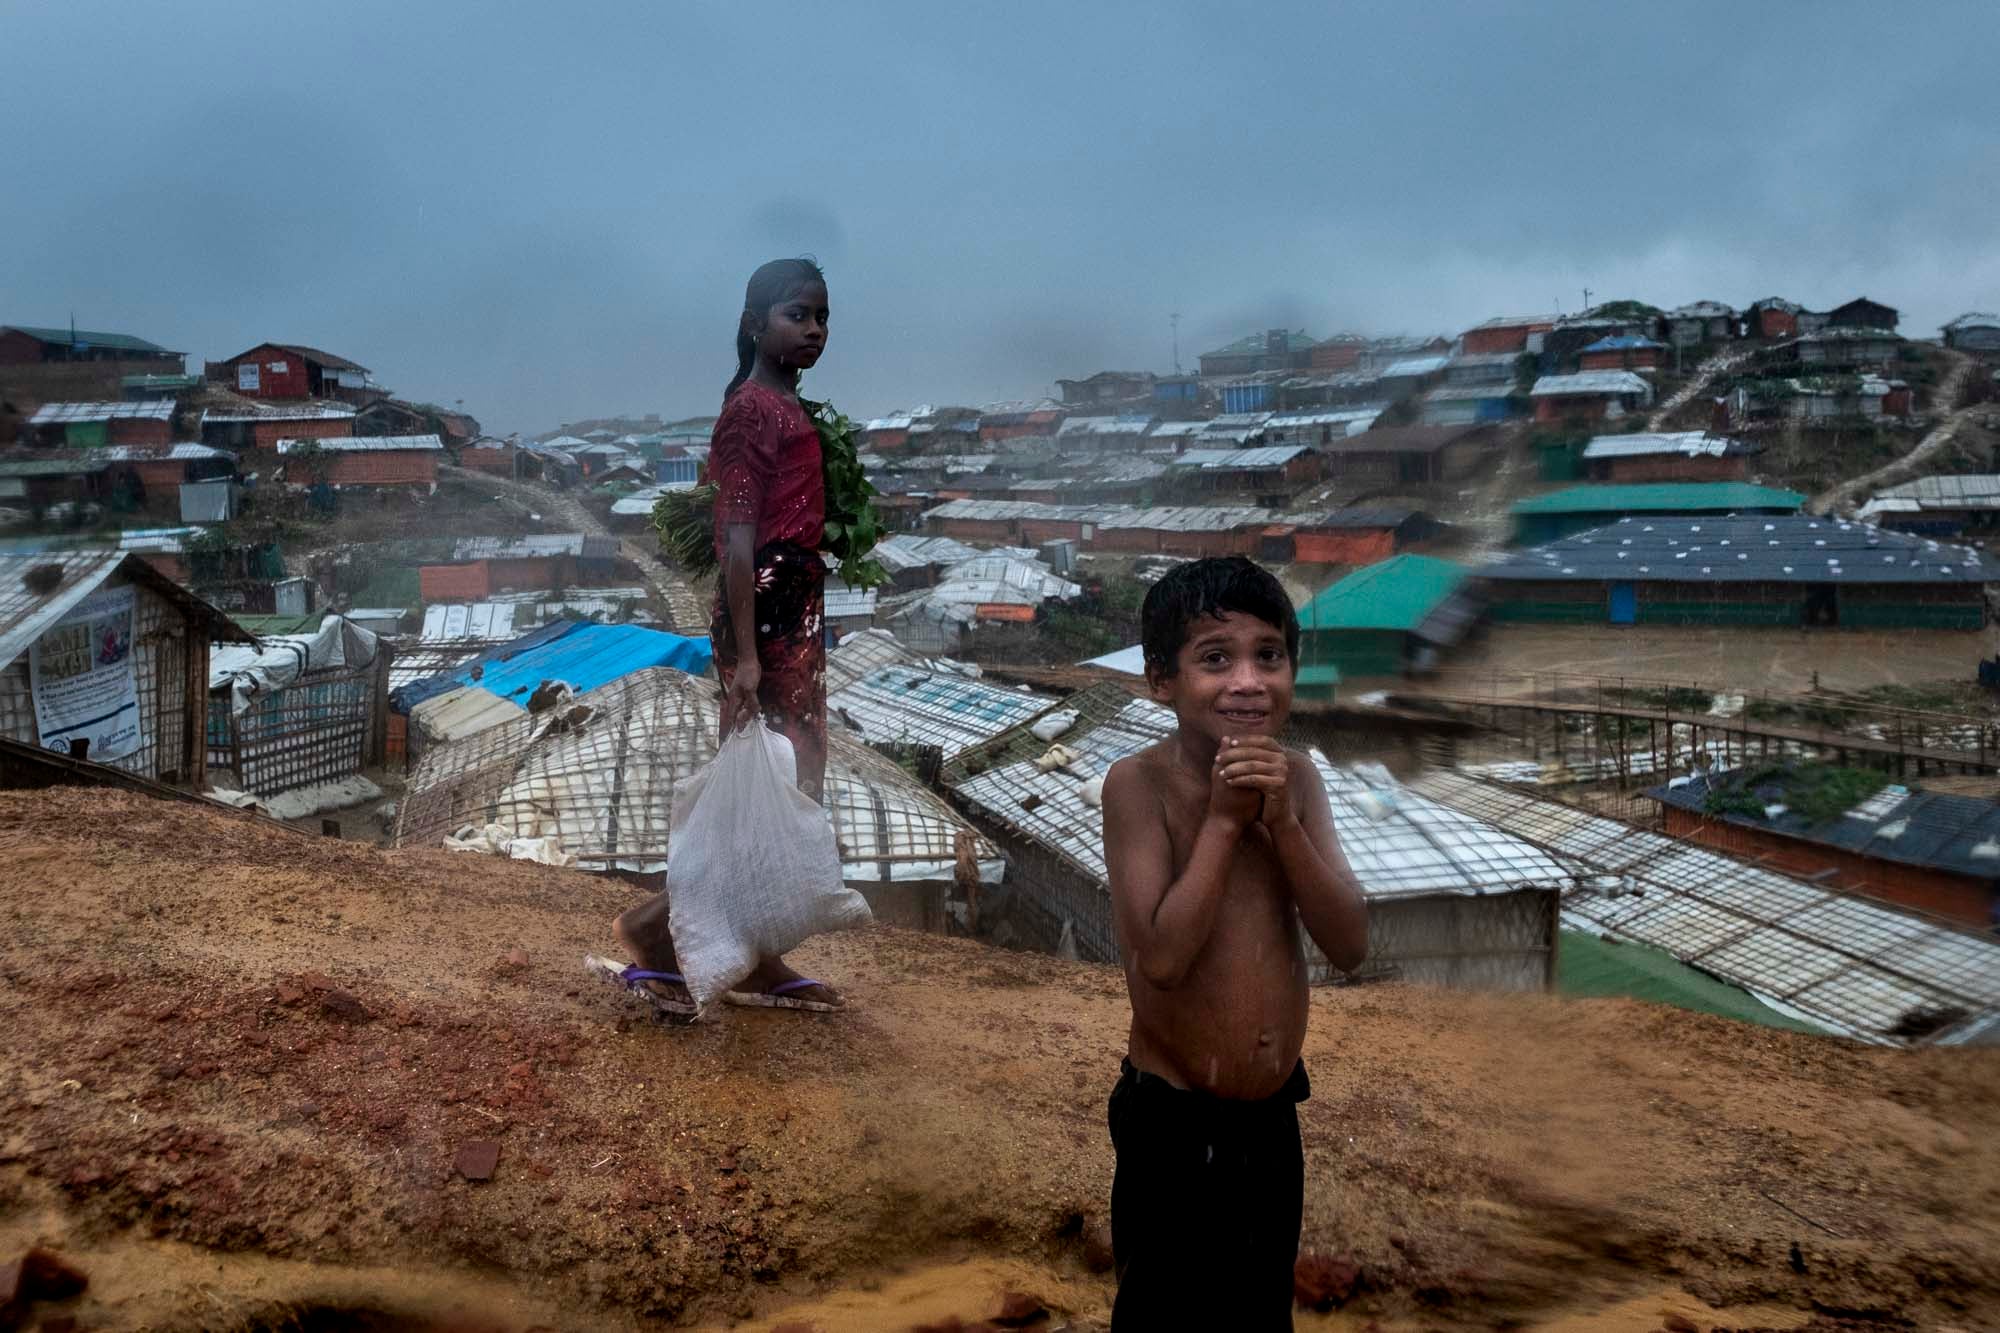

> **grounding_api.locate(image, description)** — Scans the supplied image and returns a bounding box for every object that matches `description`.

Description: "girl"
[599,257,844,1016]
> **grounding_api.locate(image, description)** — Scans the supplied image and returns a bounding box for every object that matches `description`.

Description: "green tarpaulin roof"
[1558,929,1825,1034]
[1511,482,1805,515]
[1298,554,1465,632]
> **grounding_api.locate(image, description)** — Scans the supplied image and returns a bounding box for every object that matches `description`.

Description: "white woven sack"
[665,722,872,1007]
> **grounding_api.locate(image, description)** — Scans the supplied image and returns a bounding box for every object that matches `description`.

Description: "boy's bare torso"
[1117,739,1311,1101]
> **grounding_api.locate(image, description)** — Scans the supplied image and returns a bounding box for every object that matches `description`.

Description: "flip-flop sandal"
[721,978,844,1013]
[584,954,699,1020]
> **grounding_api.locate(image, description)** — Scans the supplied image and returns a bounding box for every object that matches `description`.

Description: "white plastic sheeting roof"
[1169,446,1312,469]
[1580,431,1743,460]
[0,551,129,671]
[949,690,1571,898]
[396,666,999,883]
[422,602,521,643]
[830,663,1053,758]
[1410,770,2000,1046]
[209,615,379,714]
[276,434,441,453]
[29,401,175,424]
[1531,371,1652,397]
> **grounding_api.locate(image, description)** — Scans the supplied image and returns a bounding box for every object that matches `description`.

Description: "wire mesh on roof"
[830,664,1054,759]
[1408,769,2000,1045]
[394,666,993,879]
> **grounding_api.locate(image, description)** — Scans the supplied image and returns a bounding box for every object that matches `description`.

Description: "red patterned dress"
[708,380,827,781]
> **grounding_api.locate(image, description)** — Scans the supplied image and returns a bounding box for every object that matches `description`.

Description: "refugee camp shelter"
[0,550,250,784]
[1413,770,2000,1046]
[1646,768,2000,929]
[275,434,442,487]
[199,402,356,450]
[1317,424,1494,486]
[1288,508,1441,566]
[1579,432,1755,484]
[940,684,1564,987]
[391,619,712,747]
[829,662,1055,759]
[394,667,1000,929]
[26,400,175,448]
[1509,481,1805,544]
[1481,515,1999,628]
[1857,475,2000,536]
[1295,554,1477,679]
[207,614,387,797]
[1529,371,1654,425]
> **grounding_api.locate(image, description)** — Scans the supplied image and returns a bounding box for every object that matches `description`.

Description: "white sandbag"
[666,723,872,1007]
[1030,710,1078,742]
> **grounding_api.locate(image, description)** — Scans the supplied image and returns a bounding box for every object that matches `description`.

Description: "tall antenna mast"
[1170,312,1182,374]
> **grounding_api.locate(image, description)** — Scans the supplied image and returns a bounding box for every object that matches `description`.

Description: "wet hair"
[725,256,827,398]
[1140,556,1299,679]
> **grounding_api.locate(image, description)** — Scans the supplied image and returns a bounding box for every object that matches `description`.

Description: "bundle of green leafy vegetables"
[650,396,886,589]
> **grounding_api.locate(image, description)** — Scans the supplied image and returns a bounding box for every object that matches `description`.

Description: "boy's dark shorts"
[1107,1057,1309,1330]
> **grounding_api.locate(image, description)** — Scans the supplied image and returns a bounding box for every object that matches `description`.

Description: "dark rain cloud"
[2,0,1996,433]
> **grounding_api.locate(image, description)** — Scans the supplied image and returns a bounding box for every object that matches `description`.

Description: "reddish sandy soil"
[1,787,1997,1331]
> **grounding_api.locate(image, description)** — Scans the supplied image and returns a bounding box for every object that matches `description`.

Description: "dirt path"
[1646,343,1762,430]
[439,463,709,632]
[2,787,1997,1330]
[1813,348,1977,516]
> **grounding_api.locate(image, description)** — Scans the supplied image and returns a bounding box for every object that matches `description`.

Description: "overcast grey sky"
[5,1,1997,434]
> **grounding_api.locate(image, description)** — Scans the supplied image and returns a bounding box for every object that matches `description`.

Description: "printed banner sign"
[30,585,141,761]
[237,362,260,392]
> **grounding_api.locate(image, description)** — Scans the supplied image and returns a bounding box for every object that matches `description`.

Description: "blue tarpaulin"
[391,620,712,714]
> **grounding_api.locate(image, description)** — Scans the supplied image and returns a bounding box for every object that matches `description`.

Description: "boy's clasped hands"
[1211,734,1295,831]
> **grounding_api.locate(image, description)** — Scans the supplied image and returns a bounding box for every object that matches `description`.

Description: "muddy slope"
[1,788,1996,1330]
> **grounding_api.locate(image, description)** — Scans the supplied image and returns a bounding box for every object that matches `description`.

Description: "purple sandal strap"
[621,967,687,986]
[769,978,827,995]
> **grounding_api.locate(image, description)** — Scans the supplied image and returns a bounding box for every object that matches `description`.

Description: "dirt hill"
[1,787,1996,1331]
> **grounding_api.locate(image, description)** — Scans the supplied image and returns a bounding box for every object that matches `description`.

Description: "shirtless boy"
[1100,556,1370,1329]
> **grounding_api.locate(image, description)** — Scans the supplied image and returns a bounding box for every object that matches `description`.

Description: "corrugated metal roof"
[277,434,441,453]
[28,401,174,424]
[199,404,355,423]
[1531,371,1652,397]
[922,499,1120,524]
[1579,432,1747,461]
[1094,505,1271,532]
[1146,421,1209,438]
[1293,506,1418,529]
[1445,351,1521,369]
[1380,355,1450,378]
[1422,385,1518,402]
[1942,312,2000,332]
[1320,425,1482,456]
[1579,335,1665,351]
[1650,770,2000,882]
[1169,445,1311,469]
[823,581,879,619]
[1484,515,2000,585]
[1866,474,2000,510]
[830,663,1053,757]
[1412,770,2000,1046]
[872,534,986,573]
[1510,482,1804,516]
[4,325,175,354]
[1299,554,1467,632]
